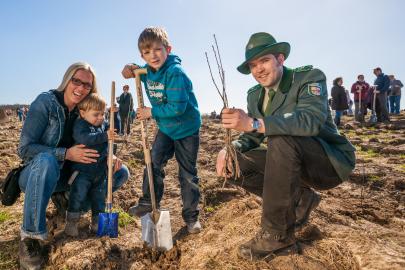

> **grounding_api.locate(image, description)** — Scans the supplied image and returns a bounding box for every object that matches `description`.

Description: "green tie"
[264,89,276,116]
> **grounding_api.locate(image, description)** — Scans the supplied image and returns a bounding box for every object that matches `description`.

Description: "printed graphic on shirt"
[307,83,322,96]
[147,80,164,91]
[147,80,165,102]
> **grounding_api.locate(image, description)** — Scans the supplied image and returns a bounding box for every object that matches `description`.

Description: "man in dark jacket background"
[388,75,403,115]
[373,67,390,123]
[117,84,134,135]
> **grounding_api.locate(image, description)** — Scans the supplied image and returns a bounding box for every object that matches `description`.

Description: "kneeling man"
[216,32,356,260]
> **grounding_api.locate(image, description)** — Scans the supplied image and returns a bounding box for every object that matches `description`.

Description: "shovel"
[97,81,119,238]
[369,86,377,124]
[133,68,173,251]
[357,87,362,121]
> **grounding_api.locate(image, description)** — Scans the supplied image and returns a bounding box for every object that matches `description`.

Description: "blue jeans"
[334,110,343,126]
[139,130,200,223]
[68,171,106,217]
[18,152,129,240]
[389,95,401,114]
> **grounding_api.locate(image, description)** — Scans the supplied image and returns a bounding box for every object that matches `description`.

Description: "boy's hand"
[136,107,152,120]
[107,129,117,140]
[109,155,122,173]
[122,64,139,79]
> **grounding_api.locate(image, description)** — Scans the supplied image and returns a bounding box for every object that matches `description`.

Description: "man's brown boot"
[238,229,297,261]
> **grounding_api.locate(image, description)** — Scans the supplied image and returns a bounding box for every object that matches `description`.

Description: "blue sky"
[1,0,404,113]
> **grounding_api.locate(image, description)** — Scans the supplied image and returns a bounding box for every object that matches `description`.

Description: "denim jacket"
[18,90,67,164]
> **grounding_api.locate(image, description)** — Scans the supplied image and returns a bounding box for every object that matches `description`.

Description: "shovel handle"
[134,69,158,213]
[107,81,115,209]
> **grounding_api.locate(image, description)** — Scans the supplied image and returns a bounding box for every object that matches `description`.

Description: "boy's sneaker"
[186,220,202,234]
[128,203,152,217]
[19,238,44,270]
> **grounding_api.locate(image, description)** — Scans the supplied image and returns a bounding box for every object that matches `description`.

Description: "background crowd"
[330,67,403,126]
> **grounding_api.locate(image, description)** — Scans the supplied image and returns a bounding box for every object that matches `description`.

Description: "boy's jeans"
[18,152,129,240]
[139,130,200,223]
[389,95,401,114]
[334,110,343,126]
[68,171,107,217]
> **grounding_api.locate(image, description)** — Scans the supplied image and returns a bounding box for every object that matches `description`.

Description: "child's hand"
[136,107,152,120]
[107,129,117,140]
[122,64,139,79]
[109,155,122,173]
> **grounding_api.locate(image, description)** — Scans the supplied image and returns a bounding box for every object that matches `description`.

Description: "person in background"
[373,67,390,123]
[331,77,348,126]
[345,89,354,116]
[117,84,134,135]
[351,74,370,122]
[388,75,403,115]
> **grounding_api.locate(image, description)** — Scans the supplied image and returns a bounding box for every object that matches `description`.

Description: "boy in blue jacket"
[65,93,116,236]
[122,27,202,234]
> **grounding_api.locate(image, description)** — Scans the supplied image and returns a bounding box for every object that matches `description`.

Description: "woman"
[331,77,349,126]
[17,62,129,270]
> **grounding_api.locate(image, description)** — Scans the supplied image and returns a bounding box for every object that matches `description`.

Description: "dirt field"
[0,112,404,270]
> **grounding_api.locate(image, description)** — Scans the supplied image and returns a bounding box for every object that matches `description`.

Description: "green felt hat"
[237,32,290,74]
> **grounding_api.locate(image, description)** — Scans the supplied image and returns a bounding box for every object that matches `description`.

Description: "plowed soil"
[1,112,404,270]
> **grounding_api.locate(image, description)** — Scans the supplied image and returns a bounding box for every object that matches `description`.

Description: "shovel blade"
[141,210,173,251]
[97,212,119,238]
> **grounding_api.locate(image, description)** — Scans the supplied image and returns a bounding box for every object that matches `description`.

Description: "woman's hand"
[65,144,99,163]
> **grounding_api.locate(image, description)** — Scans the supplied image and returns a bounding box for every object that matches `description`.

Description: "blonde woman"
[17,62,129,269]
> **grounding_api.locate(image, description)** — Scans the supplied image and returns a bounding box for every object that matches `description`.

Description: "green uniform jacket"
[233,66,356,181]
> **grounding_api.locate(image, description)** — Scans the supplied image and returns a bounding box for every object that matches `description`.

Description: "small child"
[122,27,202,234]
[64,93,114,236]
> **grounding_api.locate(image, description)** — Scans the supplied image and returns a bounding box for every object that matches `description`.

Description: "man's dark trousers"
[375,92,390,122]
[230,136,342,238]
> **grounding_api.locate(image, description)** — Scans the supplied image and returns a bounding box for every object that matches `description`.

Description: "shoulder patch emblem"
[295,65,313,72]
[307,83,322,96]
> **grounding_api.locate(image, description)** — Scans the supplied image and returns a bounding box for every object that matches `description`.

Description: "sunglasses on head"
[71,77,93,90]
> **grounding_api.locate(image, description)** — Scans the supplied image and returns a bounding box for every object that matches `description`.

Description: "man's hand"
[374,90,380,94]
[136,107,152,120]
[216,148,233,177]
[121,64,139,79]
[221,108,254,132]
[65,144,99,163]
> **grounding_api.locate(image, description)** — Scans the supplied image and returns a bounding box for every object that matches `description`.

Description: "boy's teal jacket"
[140,54,201,140]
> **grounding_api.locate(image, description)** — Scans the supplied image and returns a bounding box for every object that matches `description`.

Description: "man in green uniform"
[216,32,356,260]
